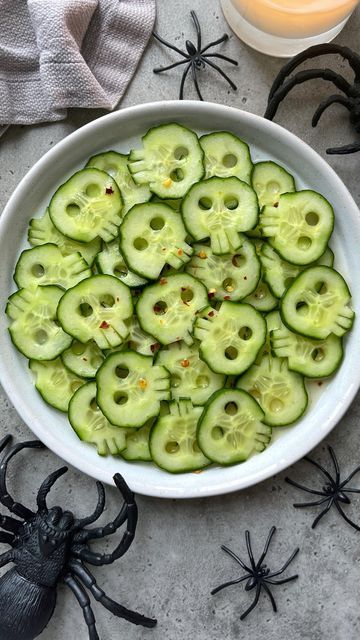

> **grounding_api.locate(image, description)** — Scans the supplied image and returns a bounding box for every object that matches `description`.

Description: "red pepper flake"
[116,297,120,302]
[244,276,247,280]
[100,320,110,329]
[150,343,160,353]
[180,359,190,368]
[105,187,114,195]
[162,247,167,252]
[82,357,88,361]
[208,288,216,299]
[208,310,215,317]
[318,381,323,386]
[274,202,279,208]
[224,295,231,300]
[177,248,183,256]
[181,287,187,291]
[138,378,148,390]
[153,305,162,313]
[198,250,207,259]
[160,278,168,285]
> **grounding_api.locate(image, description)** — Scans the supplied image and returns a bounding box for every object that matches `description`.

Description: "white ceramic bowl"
[0,101,359,498]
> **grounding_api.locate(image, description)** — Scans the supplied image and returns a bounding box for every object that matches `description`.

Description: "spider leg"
[191,60,204,100]
[70,560,157,628]
[312,94,353,128]
[262,582,277,612]
[265,69,352,121]
[0,532,15,546]
[311,498,333,529]
[0,514,22,534]
[190,10,202,51]
[257,526,276,567]
[64,574,99,640]
[179,62,192,99]
[0,549,14,566]
[203,58,237,90]
[265,575,298,586]
[0,440,44,519]
[221,545,252,573]
[339,463,360,488]
[303,454,335,485]
[152,32,189,58]
[74,500,127,543]
[76,473,137,565]
[326,140,360,155]
[268,44,360,100]
[36,466,68,513]
[285,477,327,496]
[327,446,340,484]
[333,500,360,532]
[293,496,330,508]
[266,547,300,578]
[240,583,261,620]
[153,59,189,74]
[211,574,248,595]
[73,482,105,530]
[0,435,12,452]
[203,53,238,66]
[201,34,228,55]
[245,531,256,571]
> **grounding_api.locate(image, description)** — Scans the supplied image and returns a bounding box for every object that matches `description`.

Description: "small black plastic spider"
[0,434,156,640]
[211,527,299,620]
[285,445,360,531]
[153,10,238,101]
[264,43,360,154]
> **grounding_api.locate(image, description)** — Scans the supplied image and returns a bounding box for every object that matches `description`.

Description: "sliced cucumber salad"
[6,123,354,474]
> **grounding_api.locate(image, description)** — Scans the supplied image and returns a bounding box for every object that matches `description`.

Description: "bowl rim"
[0,100,359,498]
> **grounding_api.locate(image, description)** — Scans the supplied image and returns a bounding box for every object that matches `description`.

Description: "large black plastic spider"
[153,10,238,100]
[286,445,360,531]
[0,434,156,640]
[264,43,360,154]
[211,527,299,620]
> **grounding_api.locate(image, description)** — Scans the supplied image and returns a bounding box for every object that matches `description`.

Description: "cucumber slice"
[197,389,270,464]
[237,355,308,426]
[156,341,225,405]
[85,151,151,215]
[260,244,335,298]
[57,275,133,349]
[136,274,208,345]
[260,190,334,265]
[271,321,343,378]
[14,244,91,289]
[128,123,204,198]
[125,315,160,356]
[194,301,266,375]
[96,241,147,288]
[150,399,209,473]
[49,168,122,242]
[69,381,127,455]
[121,420,153,461]
[185,241,261,301]
[28,209,101,266]
[181,176,259,255]
[62,339,105,378]
[6,285,71,360]
[242,277,278,312]
[252,161,295,207]
[96,351,170,427]
[200,132,253,184]
[281,266,354,339]
[120,202,192,279]
[30,358,84,412]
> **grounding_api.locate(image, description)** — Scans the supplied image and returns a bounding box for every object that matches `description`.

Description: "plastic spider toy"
[211,527,299,620]
[265,43,360,154]
[153,10,238,100]
[0,435,156,640]
[286,445,360,531]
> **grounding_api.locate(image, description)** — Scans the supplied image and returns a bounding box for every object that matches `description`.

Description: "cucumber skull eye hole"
[224,196,239,210]
[225,346,238,360]
[35,329,48,345]
[174,146,189,160]
[296,301,309,316]
[71,341,85,355]
[79,303,93,317]
[66,203,80,216]
[305,211,319,226]
[165,441,179,454]
[180,288,194,303]
[133,237,149,251]
[266,180,280,194]
[100,294,115,308]
[85,184,101,198]
[232,254,246,268]
[90,397,99,411]
[171,374,181,388]
[115,366,129,379]
[198,197,212,210]
[153,300,167,315]
[222,153,237,168]
[114,263,128,278]
[238,326,253,340]
[315,281,328,294]
[170,168,184,182]
[150,217,165,230]
[270,398,284,413]
[223,277,235,292]
[297,236,312,250]
[225,401,238,415]
[114,392,128,405]
[31,263,45,278]
[196,375,210,388]
[312,348,325,361]
[211,426,225,440]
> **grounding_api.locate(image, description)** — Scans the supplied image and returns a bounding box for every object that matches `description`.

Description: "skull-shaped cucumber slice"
[30,358,84,412]
[14,244,91,289]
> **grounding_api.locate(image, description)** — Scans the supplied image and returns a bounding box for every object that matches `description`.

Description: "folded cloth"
[0,0,156,133]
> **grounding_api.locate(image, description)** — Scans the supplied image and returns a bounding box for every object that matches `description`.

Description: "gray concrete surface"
[0,1,360,639]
